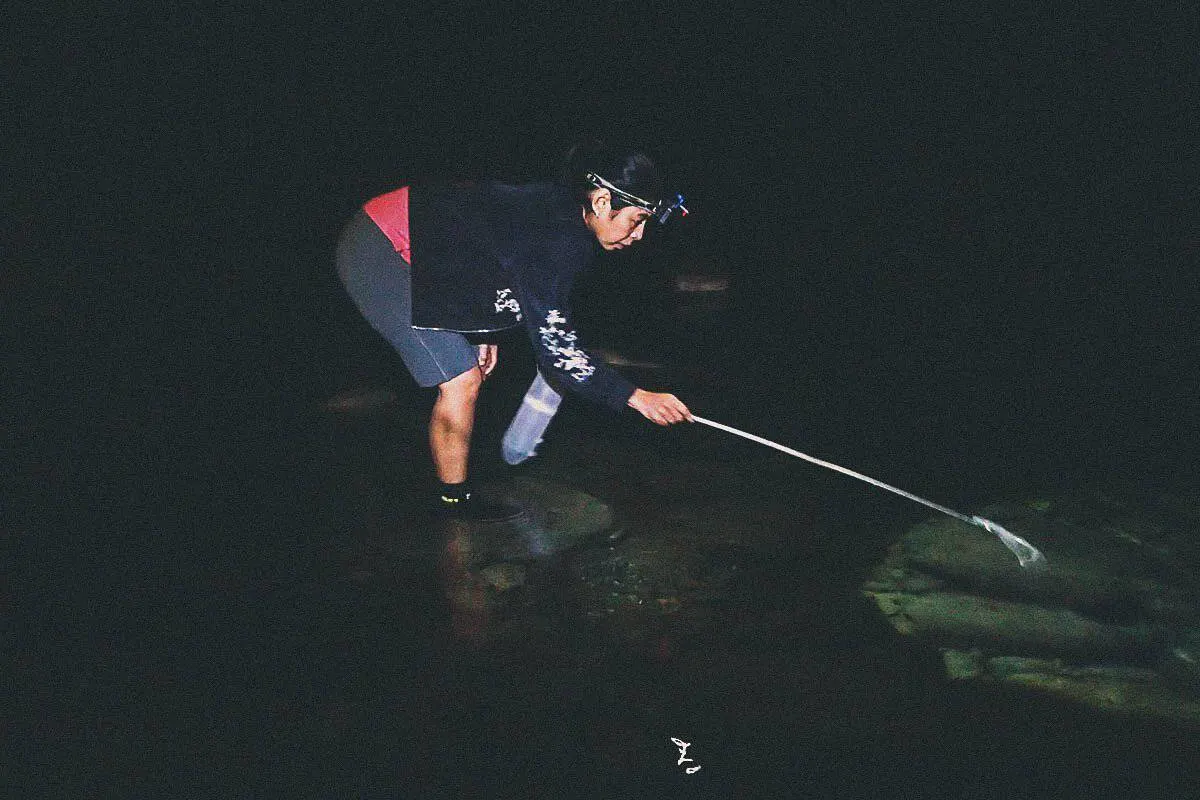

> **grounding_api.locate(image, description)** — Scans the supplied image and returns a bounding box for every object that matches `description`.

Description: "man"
[336,141,692,521]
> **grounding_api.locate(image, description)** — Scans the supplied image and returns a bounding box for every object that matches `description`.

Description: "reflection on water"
[297,342,1199,796]
[16,258,1198,799]
[439,519,490,645]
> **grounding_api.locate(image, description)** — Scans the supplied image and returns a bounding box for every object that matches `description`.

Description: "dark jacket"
[408,181,636,411]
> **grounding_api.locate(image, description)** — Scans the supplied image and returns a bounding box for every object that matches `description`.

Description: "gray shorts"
[336,210,477,387]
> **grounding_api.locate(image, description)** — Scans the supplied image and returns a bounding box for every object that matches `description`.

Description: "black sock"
[438,481,473,505]
[435,481,523,521]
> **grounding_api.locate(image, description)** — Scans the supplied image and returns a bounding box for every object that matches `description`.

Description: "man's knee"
[436,366,483,404]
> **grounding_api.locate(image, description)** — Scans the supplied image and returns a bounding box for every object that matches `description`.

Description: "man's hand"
[477,344,498,379]
[627,388,694,426]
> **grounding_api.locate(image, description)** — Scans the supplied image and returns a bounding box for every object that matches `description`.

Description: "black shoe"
[436,492,525,523]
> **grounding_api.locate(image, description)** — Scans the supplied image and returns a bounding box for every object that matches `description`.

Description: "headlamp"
[585,172,689,225]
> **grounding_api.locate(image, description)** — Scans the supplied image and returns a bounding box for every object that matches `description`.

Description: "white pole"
[691,416,1047,570]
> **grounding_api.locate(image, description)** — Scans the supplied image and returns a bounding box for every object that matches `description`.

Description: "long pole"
[691,416,1047,570]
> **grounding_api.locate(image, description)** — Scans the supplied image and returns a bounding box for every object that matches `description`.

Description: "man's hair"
[559,139,665,213]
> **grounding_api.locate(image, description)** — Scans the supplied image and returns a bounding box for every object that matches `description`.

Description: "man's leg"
[430,366,483,484]
[334,212,518,519]
[429,365,523,521]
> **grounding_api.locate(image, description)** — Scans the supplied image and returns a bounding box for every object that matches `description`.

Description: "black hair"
[559,139,665,214]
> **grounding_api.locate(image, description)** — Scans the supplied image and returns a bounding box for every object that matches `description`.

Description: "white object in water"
[673,274,730,292]
[502,372,563,464]
[318,387,397,413]
[590,347,665,369]
[691,415,1048,570]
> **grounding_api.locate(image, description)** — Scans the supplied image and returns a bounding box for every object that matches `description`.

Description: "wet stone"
[865,590,1157,657]
[420,477,620,571]
[318,386,398,413]
[863,485,1200,725]
[335,419,812,653]
[479,563,527,593]
[996,664,1200,727]
[490,476,617,559]
[941,648,984,680]
[1159,628,1200,691]
[986,655,1067,679]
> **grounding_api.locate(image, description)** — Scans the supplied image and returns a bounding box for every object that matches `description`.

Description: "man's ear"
[589,189,611,217]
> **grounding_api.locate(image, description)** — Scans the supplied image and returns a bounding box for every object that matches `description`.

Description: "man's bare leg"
[430,366,483,485]
[428,364,522,521]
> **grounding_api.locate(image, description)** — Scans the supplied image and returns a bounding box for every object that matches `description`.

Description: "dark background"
[11,5,1196,477]
[7,4,1198,796]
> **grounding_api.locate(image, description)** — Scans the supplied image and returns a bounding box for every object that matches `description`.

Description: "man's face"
[585,191,651,250]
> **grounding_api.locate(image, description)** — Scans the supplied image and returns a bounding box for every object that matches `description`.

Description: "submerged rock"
[941,648,984,680]
[863,488,1200,725]
[866,590,1157,657]
[437,477,618,570]
[994,661,1200,726]
[900,517,1186,621]
[479,563,527,592]
[1159,628,1200,691]
[590,348,665,370]
[318,387,398,413]
[673,274,730,292]
[937,648,1200,723]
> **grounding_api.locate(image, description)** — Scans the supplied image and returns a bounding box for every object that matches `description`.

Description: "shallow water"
[11,13,1198,788]
[12,270,1196,798]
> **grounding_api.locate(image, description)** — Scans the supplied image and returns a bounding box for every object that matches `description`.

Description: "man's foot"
[436,491,525,523]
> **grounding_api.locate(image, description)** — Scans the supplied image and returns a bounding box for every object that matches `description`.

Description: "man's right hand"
[627,388,694,426]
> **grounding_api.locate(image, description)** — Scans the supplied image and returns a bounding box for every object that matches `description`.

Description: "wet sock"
[438,481,474,506]
[435,481,524,522]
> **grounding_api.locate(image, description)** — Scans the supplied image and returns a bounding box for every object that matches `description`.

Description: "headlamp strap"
[585,172,688,223]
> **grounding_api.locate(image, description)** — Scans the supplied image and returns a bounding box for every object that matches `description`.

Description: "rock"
[864,590,1158,657]
[861,545,944,594]
[479,563,526,592]
[497,477,616,556]
[995,664,1200,727]
[1162,491,1200,525]
[1158,628,1200,691]
[590,348,665,370]
[862,486,1200,726]
[941,648,984,680]
[656,596,682,614]
[673,274,730,292]
[437,478,618,569]
[986,655,1066,679]
[901,517,1186,621]
[318,387,397,413]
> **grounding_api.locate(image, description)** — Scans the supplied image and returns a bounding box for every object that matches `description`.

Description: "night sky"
[8,4,1199,795]
[13,6,1196,469]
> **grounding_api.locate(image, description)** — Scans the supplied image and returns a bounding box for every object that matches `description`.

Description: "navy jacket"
[408,181,636,411]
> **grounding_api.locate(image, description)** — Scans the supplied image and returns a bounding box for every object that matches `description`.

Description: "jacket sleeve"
[510,255,637,412]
